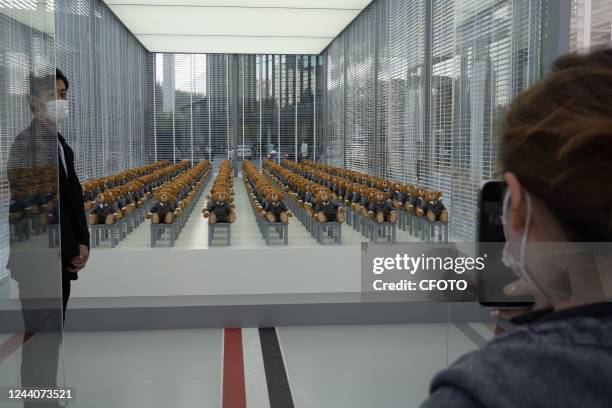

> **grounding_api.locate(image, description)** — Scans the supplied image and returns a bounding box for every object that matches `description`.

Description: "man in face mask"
[9,69,90,318]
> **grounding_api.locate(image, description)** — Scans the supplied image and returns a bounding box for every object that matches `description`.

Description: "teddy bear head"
[102,191,114,204]
[11,189,24,200]
[110,188,123,199]
[128,181,141,192]
[267,190,283,203]
[315,190,331,203]
[373,190,387,202]
[426,191,442,202]
[42,183,56,194]
[417,187,426,197]
[157,189,176,204]
[212,190,229,203]
[25,186,40,196]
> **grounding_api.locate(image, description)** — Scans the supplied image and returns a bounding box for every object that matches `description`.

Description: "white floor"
[0,323,486,408]
[278,323,479,408]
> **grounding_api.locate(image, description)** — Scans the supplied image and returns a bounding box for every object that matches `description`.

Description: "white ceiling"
[103,0,371,54]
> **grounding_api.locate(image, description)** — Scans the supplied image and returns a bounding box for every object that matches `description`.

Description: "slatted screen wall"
[1,1,57,280]
[55,0,149,180]
[148,53,322,168]
[323,0,545,241]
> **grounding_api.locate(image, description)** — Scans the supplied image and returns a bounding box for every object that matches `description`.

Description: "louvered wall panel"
[325,38,345,167]
[56,0,148,180]
[323,0,545,241]
[345,9,376,175]
[1,2,57,281]
[148,53,321,169]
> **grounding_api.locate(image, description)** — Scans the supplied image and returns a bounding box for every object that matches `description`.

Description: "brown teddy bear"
[390,183,406,209]
[313,190,345,223]
[264,190,292,224]
[367,190,398,223]
[24,186,43,215]
[202,190,236,224]
[353,185,370,212]
[82,181,96,210]
[89,191,118,225]
[424,191,448,223]
[405,185,424,217]
[147,189,177,224]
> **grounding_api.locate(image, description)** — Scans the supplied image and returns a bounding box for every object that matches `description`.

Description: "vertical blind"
[570,0,612,51]
[55,0,149,180]
[1,1,57,280]
[323,0,545,241]
[148,53,322,169]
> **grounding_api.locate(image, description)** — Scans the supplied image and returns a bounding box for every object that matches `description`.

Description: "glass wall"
[323,0,545,241]
[571,0,612,51]
[149,53,323,169]
[1,0,65,392]
[55,0,149,180]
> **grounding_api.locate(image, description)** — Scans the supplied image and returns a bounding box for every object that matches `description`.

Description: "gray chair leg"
[283,225,288,245]
[227,226,231,246]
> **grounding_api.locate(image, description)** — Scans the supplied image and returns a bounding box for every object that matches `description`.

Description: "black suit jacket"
[57,133,90,280]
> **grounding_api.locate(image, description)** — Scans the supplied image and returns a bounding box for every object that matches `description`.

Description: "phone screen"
[478,181,534,307]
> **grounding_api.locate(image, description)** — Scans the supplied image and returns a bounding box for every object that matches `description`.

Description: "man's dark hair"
[29,68,69,98]
[56,68,69,90]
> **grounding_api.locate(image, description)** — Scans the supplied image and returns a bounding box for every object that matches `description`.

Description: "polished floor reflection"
[0,323,491,407]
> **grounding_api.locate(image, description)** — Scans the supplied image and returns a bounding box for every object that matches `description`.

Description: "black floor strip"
[259,327,294,408]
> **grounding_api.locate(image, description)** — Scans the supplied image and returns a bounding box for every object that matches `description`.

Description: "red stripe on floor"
[223,328,246,408]
[0,333,34,364]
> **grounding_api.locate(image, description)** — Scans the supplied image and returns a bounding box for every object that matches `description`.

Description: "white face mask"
[45,99,69,123]
[501,189,550,300]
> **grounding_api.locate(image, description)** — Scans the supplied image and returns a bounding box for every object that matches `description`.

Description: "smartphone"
[477,181,534,307]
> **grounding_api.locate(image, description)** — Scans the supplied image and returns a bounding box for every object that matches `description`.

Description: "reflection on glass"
[1,0,65,402]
